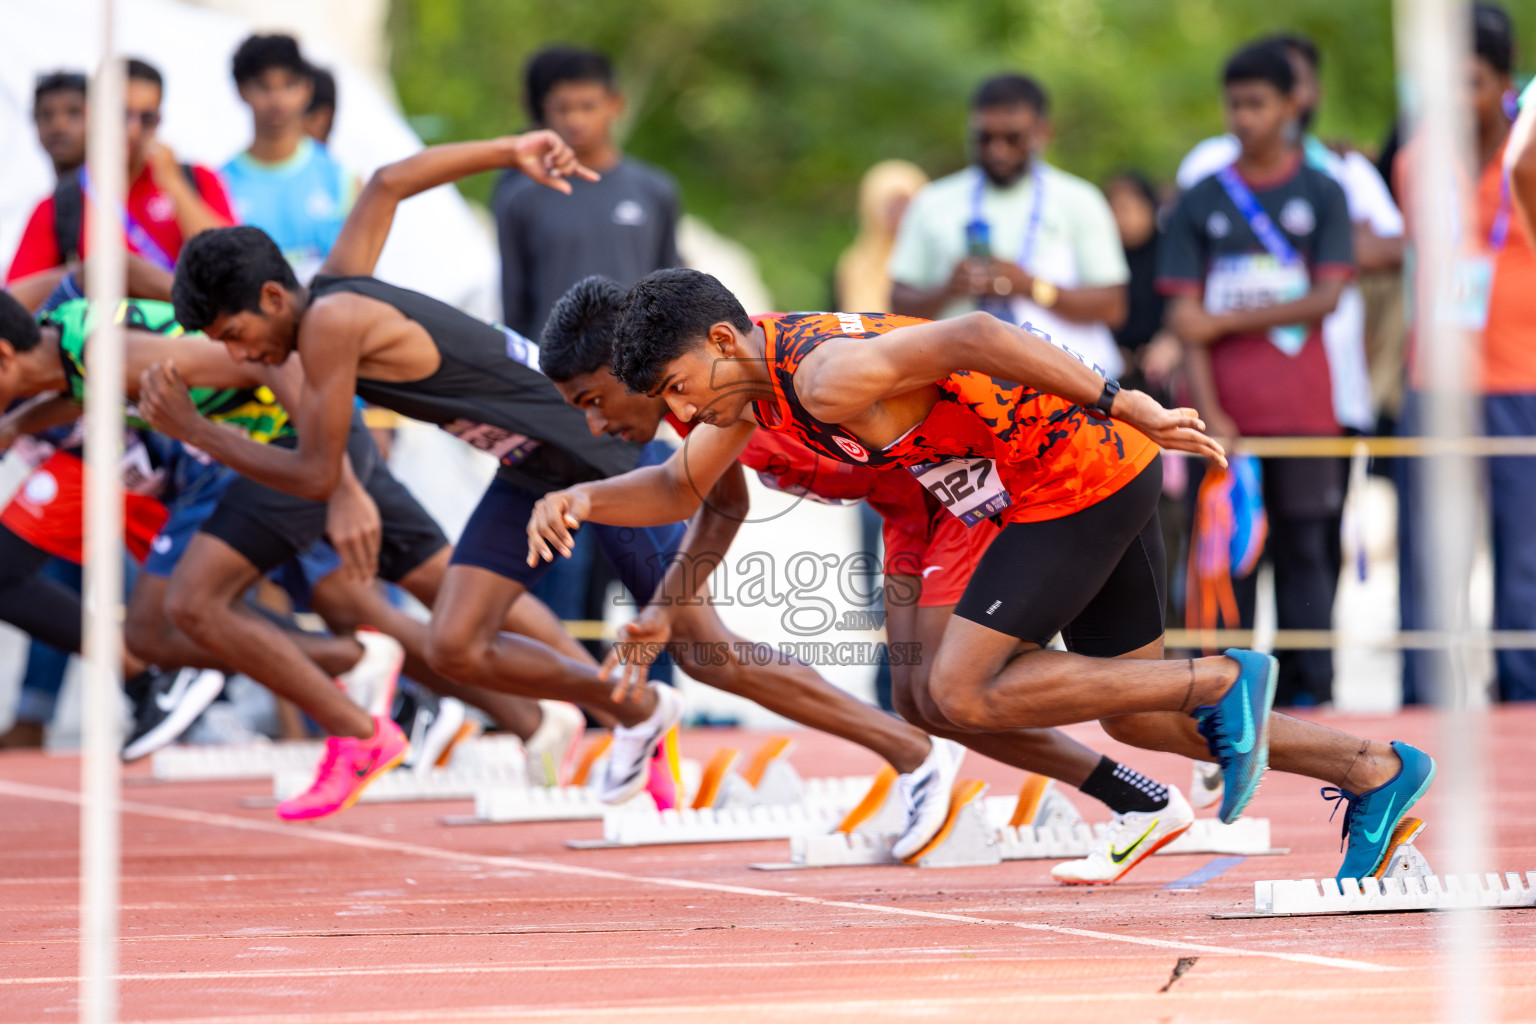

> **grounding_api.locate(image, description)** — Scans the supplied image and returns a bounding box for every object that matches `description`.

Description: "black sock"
[1079,756,1169,814]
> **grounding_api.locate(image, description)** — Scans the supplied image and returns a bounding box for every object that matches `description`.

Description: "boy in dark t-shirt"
[1159,40,1356,706]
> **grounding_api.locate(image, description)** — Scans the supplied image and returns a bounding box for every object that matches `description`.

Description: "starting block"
[755,774,1281,870]
[272,758,529,804]
[152,740,323,781]
[1245,819,1536,917]
[153,733,527,783]
[567,737,878,848]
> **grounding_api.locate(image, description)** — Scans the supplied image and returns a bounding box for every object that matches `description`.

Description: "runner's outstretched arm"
[526,419,755,563]
[599,461,754,697]
[794,311,1227,466]
[137,298,360,501]
[322,133,599,278]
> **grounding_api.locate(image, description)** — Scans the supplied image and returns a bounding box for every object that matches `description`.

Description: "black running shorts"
[952,456,1166,656]
[199,414,446,580]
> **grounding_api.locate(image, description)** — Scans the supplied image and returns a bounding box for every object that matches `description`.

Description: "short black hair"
[971,74,1050,117]
[34,71,87,111]
[612,269,752,394]
[232,33,309,86]
[307,65,337,113]
[172,226,298,332]
[1473,3,1514,75]
[1223,41,1296,94]
[0,292,42,354]
[1263,33,1320,72]
[524,46,615,124]
[540,276,626,383]
[126,58,162,90]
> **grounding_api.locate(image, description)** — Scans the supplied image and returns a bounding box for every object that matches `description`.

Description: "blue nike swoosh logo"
[1231,683,1255,755]
[1362,796,1396,844]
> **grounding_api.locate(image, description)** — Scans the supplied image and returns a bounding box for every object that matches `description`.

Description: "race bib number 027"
[443,419,542,465]
[907,456,1011,527]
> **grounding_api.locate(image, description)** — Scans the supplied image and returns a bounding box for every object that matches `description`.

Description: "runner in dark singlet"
[0,288,564,809]
[541,267,1435,881]
[151,133,686,803]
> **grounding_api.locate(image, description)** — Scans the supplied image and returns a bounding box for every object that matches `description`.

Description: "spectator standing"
[33,72,88,180]
[1398,3,1536,701]
[222,36,357,283]
[1105,171,1189,629]
[1160,42,1355,706]
[304,66,338,146]
[889,73,1128,375]
[835,160,928,312]
[493,46,680,341]
[1176,34,1403,437]
[7,59,235,283]
[0,72,92,750]
[1105,172,1179,400]
[491,46,680,648]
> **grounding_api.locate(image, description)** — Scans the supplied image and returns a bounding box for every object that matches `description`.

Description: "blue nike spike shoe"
[1192,648,1276,823]
[1323,740,1437,881]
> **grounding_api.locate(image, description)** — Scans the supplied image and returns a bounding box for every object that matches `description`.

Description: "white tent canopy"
[0,0,499,317]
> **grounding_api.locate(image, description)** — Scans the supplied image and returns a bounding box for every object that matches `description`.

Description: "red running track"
[2,705,1535,1023]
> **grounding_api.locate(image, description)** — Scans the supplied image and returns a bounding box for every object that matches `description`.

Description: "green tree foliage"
[387,0,1483,308]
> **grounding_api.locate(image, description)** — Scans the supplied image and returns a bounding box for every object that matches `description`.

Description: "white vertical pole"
[1394,1,1488,1022]
[81,2,125,1021]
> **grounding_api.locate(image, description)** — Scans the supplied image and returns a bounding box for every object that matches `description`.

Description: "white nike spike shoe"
[525,701,587,787]
[1050,785,1194,885]
[600,685,683,804]
[1189,760,1225,810]
[336,629,404,717]
[891,737,966,861]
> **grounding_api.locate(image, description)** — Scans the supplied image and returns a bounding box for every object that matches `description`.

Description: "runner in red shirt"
[531,277,1193,881]
[530,268,1434,882]
[7,59,234,282]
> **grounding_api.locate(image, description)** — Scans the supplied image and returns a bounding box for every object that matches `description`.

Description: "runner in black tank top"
[156,134,689,809]
[308,273,640,493]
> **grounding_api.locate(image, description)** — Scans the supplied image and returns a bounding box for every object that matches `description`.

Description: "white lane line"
[111,986,1524,1024]
[0,779,1394,974]
[0,952,1307,986]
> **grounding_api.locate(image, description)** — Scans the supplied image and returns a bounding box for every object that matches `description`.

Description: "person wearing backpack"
[6,58,235,283]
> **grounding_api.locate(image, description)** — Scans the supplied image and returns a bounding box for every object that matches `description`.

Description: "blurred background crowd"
[1,0,1533,750]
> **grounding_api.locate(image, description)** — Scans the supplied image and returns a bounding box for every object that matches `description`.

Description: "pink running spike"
[276,716,409,821]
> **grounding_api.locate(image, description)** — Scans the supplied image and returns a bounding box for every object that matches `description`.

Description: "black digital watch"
[1092,378,1121,419]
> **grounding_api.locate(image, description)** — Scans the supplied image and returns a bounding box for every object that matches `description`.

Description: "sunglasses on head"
[126,109,161,128]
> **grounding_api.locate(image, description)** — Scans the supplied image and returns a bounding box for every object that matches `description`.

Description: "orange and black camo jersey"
[752,312,1159,525]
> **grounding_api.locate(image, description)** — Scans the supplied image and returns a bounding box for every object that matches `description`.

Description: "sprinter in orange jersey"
[530,268,1436,884]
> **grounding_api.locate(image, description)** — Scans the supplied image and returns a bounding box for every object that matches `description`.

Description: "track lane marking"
[0,779,1395,974]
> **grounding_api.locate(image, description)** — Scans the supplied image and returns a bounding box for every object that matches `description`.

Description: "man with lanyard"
[144,132,696,805]
[1177,33,1404,442]
[7,59,235,283]
[561,264,1436,882]
[1160,42,1359,710]
[890,73,1128,377]
[1399,3,1536,702]
[530,275,1198,881]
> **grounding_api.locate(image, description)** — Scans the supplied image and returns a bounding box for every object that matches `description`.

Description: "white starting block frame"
[271,759,530,804]
[153,733,528,783]
[1236,819,1536,917]
[754,774,1282,871]
[152,740,324,782]
[565,737,875,849]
